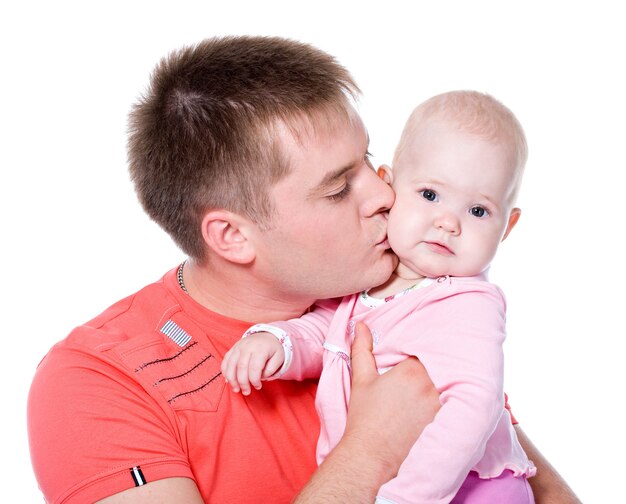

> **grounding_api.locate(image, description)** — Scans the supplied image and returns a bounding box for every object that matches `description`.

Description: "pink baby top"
[247,274,536,504]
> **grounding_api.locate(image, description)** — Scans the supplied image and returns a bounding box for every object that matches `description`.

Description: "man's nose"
[363,167,394,216]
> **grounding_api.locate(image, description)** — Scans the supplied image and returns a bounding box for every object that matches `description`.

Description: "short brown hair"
[128,36,359,260]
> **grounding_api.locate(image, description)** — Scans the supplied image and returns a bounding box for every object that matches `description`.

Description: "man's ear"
[377,164,394,185]
[201,210,256,264]
[502,208,521,242]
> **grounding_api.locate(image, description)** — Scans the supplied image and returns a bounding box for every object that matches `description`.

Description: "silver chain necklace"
[177,260,188,293]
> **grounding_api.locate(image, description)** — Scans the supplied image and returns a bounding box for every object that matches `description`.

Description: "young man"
[28,36,578,503]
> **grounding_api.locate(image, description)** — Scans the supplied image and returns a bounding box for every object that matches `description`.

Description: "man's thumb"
[350,322,376,384]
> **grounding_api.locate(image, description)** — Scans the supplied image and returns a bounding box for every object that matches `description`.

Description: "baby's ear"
[502,208,521,242]
[377,164,393,185]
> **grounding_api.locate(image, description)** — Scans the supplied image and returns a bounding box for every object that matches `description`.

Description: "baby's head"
[381,90,527,280]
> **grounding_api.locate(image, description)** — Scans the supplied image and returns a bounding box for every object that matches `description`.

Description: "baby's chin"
[414,266,450,279]
[395,257,482,280]
[417,266,486,279]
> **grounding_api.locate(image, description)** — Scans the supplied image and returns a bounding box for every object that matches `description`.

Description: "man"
[28,36,578,503]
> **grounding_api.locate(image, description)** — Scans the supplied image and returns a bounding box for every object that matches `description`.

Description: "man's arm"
[515,425,581,504]
[95,330,575,504]
[96,323,438,504]
[294,322,441,503]
[295,316,580,504]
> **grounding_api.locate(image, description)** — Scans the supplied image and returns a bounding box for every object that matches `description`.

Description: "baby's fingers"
[262,351,285,379]
[235,354,254,395]
[221,348,243,393]
[247,354,267,391]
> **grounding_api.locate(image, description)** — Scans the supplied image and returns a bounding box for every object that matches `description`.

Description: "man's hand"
[295,322,440,503]
[344,321,441,478]
[515,425,582,503]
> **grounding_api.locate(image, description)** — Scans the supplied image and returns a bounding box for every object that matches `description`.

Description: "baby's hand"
[221,332,285,395]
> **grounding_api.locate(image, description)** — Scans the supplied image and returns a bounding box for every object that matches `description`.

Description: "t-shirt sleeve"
[28,344,193,504]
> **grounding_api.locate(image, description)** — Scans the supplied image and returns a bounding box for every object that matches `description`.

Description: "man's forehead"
[275,107,366,162]
[270,107,368,192]
[274,105,362,145]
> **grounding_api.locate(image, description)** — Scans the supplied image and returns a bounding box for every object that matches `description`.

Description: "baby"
[222,91,536,503]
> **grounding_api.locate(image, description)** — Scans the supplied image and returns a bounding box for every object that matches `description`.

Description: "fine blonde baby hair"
[394,90,528,176]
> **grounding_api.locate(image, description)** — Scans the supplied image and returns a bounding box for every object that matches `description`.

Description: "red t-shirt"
[28,268,319,503]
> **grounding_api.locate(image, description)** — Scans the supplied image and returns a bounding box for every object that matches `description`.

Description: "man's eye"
[470,206,488,218]
[421,189,438,202]
[327,183,352,202]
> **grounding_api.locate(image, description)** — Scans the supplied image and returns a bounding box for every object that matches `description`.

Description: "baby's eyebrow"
[410,177,445,186]
[478,193,500,208]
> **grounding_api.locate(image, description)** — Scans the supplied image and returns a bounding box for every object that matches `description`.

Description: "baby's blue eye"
[470,206,488,218]
[421,189,437,202]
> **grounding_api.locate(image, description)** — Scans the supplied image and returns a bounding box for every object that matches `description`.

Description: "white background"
[2,1,623,501]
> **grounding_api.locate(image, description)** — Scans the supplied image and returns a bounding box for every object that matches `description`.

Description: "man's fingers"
[350,322,377,385]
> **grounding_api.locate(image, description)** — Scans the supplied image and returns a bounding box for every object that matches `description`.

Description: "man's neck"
[182,259,313,323]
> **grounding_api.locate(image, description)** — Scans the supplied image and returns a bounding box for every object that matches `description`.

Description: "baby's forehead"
[394,134,521,197]
[395,105,526,174]
[395,124,518,168]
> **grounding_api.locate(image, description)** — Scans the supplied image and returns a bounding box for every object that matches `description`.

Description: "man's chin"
[367,254,398,290]
[383,251,400,278]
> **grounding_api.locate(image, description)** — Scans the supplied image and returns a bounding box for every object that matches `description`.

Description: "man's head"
[129,36,396,304]
[128,36,359,261]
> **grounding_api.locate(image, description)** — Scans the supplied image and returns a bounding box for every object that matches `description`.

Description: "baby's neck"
[368,270,427,299]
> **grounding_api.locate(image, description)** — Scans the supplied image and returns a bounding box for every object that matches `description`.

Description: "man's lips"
[376,236,391,248]
[424,241,454,256]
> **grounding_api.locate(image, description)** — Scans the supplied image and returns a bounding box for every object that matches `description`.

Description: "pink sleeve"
[380,282,507,503]
[267,298,340,380]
